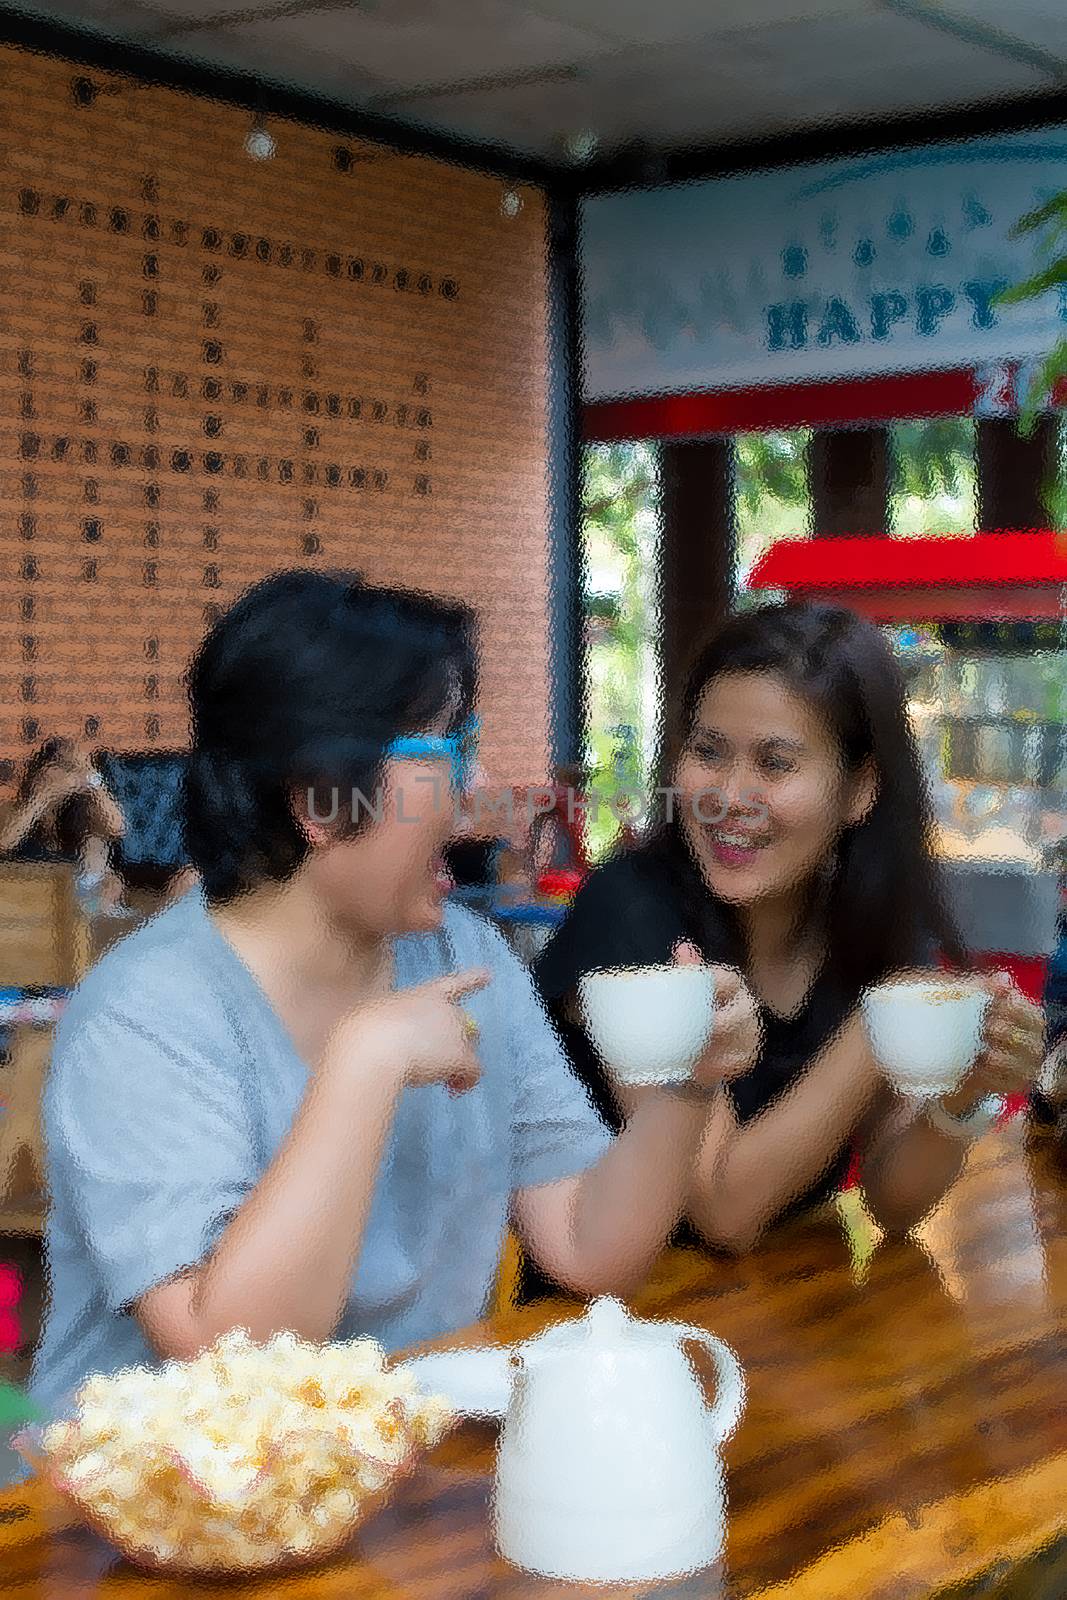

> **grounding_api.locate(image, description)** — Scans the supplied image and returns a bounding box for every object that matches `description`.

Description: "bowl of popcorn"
[15,1329,453,1575]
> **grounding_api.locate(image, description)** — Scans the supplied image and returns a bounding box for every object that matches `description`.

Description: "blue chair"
[96,752,187,886]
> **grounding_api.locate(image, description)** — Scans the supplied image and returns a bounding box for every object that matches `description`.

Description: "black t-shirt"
[519,833,859,1300]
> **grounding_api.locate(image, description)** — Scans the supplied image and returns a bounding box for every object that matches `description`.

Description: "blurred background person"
[0,737,126,916]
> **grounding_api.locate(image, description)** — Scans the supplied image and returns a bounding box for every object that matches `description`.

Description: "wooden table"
[0,877,155,1236]
[0,1027,52,1237]
[2,1124,1066,1598]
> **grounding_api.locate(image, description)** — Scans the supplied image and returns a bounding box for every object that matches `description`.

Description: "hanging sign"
[582,128,1067,401]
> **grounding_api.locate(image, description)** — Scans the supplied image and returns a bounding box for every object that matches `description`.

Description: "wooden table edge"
[748,1447,1067,1599]
[2,1445,1065,1597]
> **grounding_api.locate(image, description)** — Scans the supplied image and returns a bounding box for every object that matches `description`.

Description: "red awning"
[747,532,1067,621]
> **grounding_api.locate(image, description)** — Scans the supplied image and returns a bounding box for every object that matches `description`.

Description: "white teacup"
[862,978,990,1098]
[579,964,716,1088]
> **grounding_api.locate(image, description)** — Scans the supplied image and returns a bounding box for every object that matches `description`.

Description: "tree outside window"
[581,443,660,858]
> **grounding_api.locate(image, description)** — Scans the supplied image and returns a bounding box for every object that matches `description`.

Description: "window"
[581,442,661,858]
[734,429,811,599]
[889,417,977,537]
[1053,416,1067,530]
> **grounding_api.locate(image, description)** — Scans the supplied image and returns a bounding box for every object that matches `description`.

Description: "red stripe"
[776,584,1067,623]
[584,372,1067,442]
[750,531,1067,590]
[584,369,981,440]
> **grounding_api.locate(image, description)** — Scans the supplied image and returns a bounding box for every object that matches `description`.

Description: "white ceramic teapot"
[492,1296,745,1583]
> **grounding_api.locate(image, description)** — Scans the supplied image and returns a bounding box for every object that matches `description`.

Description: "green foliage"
[584,592,621,625]
[1000,190,1067,435]
[735,432,808,517]
[734,431,811,593]
[734,421,977,572]
[888,418,978,537]
[734,423,977,517]
[891,418,969,501]
[583,443,653,555]
[581,443,658,857]
[1008,191,1067,237]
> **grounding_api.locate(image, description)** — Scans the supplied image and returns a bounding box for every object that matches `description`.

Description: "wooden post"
[808,425,889,537]
[976,416,1058,531]
[659,438,735,762]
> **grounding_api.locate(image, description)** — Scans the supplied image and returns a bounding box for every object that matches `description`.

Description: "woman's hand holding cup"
[938,972,1045,1118]
[578,945,759,1100]
[862,969,1045,1134]
[673,942,761,1087]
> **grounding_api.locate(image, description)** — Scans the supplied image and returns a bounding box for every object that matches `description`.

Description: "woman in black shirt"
[532,602,1044,1277]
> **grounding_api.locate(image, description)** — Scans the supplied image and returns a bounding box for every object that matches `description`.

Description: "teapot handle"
[677,1327,746,1443]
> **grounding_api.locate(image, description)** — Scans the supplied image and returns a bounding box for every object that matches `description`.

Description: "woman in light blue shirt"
[33,569,755,1416]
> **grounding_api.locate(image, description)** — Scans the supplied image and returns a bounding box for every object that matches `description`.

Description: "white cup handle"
[678,1326,746,1442]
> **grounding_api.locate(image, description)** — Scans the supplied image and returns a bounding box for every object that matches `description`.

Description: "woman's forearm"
[687,1012,885,1252]
[91,785,125,840]
[568,1091,715,1295]
[856,1101,967,1236]
[180,1040,401,1353]
[80,832,111,879]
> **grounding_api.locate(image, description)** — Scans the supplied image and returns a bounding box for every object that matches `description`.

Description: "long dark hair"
[15,736,95,858]
[644,600,964,997]
[184,568,478,902]
[15,736,75,805]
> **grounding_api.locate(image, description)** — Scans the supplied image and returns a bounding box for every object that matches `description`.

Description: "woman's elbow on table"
[555,1256,650,1301]
[856,1181,944,1241]
[514,1176,662,1302]
[133,1274,207,1365]
[686,1188,767,1257]
[687,1147,771,1256]
[690,1212,764,1258]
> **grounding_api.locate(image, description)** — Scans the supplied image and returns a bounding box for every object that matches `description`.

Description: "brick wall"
[0,44,552,790]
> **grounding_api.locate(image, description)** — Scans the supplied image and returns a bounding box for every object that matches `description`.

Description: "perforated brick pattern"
[0,46,552,790]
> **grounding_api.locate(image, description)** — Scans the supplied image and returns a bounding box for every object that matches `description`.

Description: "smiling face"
[311,755,457,937]
[675,670,877,909]
[298,705,463,939]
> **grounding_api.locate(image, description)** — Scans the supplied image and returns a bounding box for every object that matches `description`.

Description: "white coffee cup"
[579,964,716,1088]
[862,977,990,1098]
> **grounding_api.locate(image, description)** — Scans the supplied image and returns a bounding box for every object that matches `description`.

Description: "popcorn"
[36,1329,452,1574]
